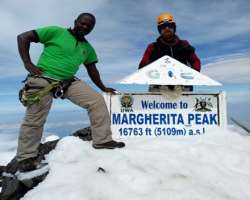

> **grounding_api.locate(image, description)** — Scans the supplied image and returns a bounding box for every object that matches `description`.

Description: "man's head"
[157,13,176,41]
[73,13,96,40]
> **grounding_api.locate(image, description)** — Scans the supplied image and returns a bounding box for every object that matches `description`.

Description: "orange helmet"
[157,13,175,25]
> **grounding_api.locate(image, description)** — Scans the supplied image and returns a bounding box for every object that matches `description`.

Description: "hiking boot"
[17,157,40,172]
[93,140,125,149]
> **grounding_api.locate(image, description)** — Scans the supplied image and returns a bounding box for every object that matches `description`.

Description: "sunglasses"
[158,22,175,31]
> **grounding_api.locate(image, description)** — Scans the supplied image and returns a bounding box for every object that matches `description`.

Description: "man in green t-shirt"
[16,13,125,172]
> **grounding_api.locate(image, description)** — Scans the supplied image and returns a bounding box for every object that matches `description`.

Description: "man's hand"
[85,63,117,94]
[103,87,117,94]
[17,30,41,76]
[25,63,42,76]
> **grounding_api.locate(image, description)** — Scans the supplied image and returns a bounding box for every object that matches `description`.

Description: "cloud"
[202,54,250,84]
[0,99,84,114]
[0,63,26,78]
[0,0,249,80]
[227,90,250,103]
[167,1,250,44]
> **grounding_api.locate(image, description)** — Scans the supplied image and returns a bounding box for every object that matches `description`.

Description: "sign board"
[103,92,227,138]
[119,56,221,86]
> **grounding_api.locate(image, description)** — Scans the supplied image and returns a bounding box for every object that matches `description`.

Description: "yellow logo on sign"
[120,95,133,112]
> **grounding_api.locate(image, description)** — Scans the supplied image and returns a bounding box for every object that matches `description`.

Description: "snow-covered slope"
[21,127,250,200]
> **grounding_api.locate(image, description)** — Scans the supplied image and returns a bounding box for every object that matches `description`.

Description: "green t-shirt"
[35,26,98,80]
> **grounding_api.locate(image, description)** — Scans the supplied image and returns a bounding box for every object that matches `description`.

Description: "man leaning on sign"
[16,13,125,172]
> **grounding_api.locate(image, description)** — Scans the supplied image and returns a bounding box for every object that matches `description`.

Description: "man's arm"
[189,52,201,72]
[17,30,42,75]
[84,63,116,94]
[181,40,201,72]
[138,43,154,69]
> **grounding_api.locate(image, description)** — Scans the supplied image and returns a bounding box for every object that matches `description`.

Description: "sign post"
[104,92,227,139]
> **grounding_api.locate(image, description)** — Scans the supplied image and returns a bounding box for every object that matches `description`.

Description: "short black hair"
[76,13,96,24]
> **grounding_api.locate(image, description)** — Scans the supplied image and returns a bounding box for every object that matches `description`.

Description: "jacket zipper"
[170,47,173,57]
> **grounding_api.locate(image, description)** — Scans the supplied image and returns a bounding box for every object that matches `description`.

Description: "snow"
[42,135,60,143]
[16,164,50,181]
[18,126,250,200]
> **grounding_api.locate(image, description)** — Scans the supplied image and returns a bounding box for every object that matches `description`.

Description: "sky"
[0,1,250,198]
[2,127,249,200]
[0,0,250,125]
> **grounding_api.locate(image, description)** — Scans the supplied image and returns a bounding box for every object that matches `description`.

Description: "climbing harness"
[19,75,77,107]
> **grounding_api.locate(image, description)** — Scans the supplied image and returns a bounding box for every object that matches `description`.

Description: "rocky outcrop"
[0,126,91,200]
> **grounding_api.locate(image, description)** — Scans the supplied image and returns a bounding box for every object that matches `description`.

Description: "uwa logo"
[120,95,134,112]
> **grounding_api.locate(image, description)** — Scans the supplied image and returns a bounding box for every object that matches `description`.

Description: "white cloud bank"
[202,54,250,84]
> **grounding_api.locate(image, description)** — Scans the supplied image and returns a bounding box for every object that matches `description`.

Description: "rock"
[0,166,5,187]
[0,127,92,200]
[0,139,59,200]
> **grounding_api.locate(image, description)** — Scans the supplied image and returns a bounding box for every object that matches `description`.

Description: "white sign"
[119,56,221,86]
[104,92,227,138]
